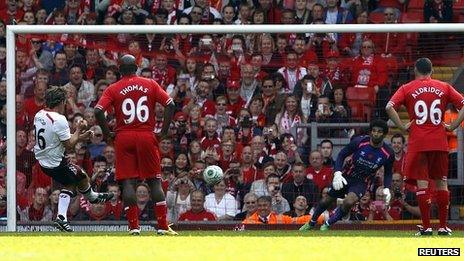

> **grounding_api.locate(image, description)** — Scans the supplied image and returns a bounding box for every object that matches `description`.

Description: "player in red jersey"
[386,58,464,236]
[94,55,177,235]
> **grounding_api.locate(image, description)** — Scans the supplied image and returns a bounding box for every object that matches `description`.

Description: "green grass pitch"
[0,230,463,260]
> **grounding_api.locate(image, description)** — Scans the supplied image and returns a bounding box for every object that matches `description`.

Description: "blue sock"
[310,204,327,224]
[327,207,347,226]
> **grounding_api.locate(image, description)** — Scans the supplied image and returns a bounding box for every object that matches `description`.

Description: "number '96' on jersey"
[388,77,464,152]
[95,76,172,132]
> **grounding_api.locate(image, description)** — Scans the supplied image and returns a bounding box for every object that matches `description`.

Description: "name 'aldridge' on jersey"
[388,77,464,152]
[33,109,71,168]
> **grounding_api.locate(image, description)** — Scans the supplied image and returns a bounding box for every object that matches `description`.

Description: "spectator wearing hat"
[323,50,348,87]
[225,79,246,119]
[172,111,194,153]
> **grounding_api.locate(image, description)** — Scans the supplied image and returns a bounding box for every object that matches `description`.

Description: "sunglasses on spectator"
[94,133,103,137]
[192,11,202,15]
[217,103,226,106]
[262,85,273,88]
[384,13,394,16]
[245,201,256,204]
[31,40,42,44]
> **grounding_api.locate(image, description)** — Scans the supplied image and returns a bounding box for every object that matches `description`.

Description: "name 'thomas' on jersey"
[33,109,71,168]
[95,75,172,132]
[388,77,464,152]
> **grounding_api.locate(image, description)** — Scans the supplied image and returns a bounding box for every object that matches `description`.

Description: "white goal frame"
[5,23,464,232]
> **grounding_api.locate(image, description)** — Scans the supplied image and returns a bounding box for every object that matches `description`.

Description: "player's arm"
[385,87,411,132]
[161,101,176,136]
[61,119,91,152]
[446,108,464,131]
[334,138,358,172]
[94,107,112,138]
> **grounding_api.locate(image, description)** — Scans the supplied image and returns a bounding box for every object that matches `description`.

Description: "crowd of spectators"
[0,0,463,224]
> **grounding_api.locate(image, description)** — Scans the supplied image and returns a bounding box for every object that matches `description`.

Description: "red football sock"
[154,201,168,230]
[416,189,431,229]
[126,205,139,230]
[435,190,450,228]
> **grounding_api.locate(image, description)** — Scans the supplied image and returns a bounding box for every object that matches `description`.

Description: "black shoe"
[89,192,114,204]
[437,227,452,236]
[54,215,73,232]
[415,225,432,236]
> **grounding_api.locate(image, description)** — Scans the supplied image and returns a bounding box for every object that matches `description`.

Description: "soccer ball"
[203,165,224,185]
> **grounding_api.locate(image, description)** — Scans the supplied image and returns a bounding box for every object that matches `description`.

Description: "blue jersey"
[335,136,394,188]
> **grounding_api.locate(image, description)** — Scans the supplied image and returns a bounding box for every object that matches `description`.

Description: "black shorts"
[40,158,86,186]
[327,177,368,199]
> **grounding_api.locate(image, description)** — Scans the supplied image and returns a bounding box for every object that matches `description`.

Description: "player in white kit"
[33,86,113,232]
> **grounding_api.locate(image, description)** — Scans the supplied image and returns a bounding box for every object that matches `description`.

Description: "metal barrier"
[293,123,463,186]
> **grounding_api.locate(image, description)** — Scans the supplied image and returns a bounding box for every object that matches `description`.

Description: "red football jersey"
[388,77,464,152]
[95,75,172,132]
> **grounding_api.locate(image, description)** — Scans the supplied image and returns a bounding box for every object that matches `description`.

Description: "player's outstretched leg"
[321,192,358,231]
[75,170,114,203]
[54,188,74,232]
[122,179,141,235]
[147,178,178,235]
[300,194,336,231]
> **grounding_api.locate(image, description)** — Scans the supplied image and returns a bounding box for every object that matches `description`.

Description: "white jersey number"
[414,99,442,125]
[121,96,149,124]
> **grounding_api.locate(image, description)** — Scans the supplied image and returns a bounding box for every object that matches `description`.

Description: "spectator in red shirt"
[178,190,216,221]
[16,129,36,186]
[306,150,333,191]
[200,117,221,151]
[373,8,407,59]
[225,80,246,119]
[391,133,406,174]
[24,81,46,122]
[105,183,123,220]
[18,187,52,222]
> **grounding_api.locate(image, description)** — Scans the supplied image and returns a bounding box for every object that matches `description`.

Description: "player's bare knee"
[434,179,448,190]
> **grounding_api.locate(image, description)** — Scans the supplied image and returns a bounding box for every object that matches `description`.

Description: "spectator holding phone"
[368,186,393,221]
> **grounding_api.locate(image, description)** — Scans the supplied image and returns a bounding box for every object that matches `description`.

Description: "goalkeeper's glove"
[332,171,347,190]
[383,188,391,205]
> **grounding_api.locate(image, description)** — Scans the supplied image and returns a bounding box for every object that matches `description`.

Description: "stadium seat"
[368,12,385,24]
[407,0,423,10]
[346,87,376,121]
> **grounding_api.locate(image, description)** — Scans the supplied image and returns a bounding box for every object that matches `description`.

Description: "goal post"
[5,23,464,232]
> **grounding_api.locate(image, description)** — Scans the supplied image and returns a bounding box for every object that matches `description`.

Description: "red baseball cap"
[174,112,187,121]
[327,50,340,59]
[227,79,240,90]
